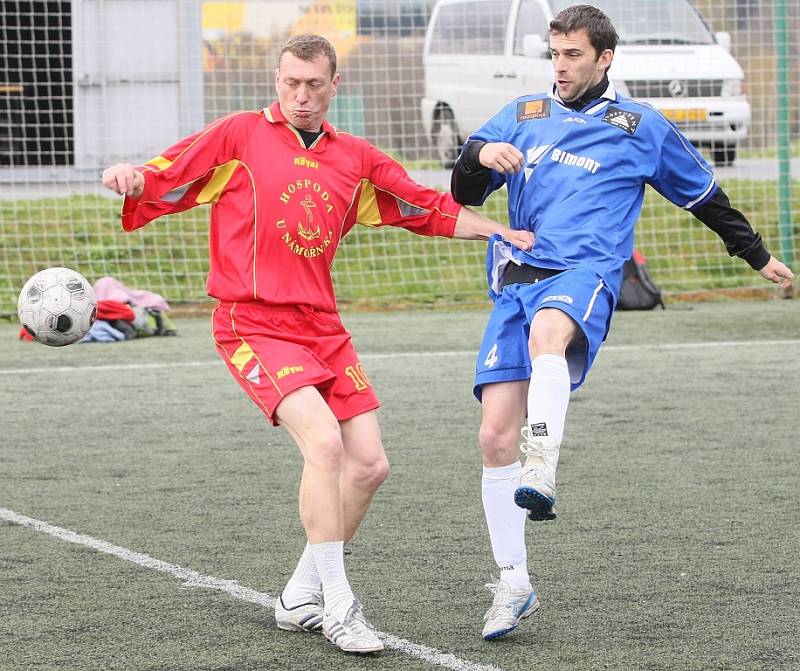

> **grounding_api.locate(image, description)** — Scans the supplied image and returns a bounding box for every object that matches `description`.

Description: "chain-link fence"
[1,0,797,313]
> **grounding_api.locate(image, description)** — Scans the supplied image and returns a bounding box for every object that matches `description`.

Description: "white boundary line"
[1,339,799,376]
[0,506,505,671]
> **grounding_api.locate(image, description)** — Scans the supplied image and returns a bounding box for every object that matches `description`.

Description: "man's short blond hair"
[279,34,337,77]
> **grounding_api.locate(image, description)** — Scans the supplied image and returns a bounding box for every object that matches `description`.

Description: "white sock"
[527,354,571,445]
[281,542,322,607]
[310,540,355,621]
[481,462,530,589]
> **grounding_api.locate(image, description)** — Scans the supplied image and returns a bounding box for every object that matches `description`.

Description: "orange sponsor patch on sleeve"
[516,99,551,122]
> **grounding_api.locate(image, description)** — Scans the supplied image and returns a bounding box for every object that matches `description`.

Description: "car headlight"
[721,79,743,97]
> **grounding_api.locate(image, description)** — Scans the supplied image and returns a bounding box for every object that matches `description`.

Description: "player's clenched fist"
[479,142,525,174]
[102,163,145,198]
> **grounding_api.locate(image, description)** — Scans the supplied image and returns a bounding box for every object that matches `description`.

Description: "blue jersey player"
[450,4,794,641]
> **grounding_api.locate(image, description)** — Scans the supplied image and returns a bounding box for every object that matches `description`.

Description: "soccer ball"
[17,267,97,346]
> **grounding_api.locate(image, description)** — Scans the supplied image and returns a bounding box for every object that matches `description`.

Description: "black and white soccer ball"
[17,267,97,346]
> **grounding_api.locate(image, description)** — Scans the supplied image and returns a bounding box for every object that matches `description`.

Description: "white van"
[421,0,750,166]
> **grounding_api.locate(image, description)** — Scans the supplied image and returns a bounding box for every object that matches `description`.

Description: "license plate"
[661,108,708,123]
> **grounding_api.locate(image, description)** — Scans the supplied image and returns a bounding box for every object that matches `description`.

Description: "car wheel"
[433,108,460,169]
[711,143,736,166]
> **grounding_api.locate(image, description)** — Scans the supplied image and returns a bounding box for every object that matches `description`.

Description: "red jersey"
[121,102,462,311]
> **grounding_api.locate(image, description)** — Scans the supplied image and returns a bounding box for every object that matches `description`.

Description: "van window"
[429,0,512,55]
[549,0,714,45]
[514,0,548,55]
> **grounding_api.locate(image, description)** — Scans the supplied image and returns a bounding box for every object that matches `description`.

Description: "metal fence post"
[775,0,795,268]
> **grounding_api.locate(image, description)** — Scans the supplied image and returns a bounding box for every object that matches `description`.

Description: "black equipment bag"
[617,250,665,310]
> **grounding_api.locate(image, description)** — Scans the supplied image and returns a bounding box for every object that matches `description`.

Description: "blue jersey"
[466,81,717,297]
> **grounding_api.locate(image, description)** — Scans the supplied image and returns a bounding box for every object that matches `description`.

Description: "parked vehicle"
[422,0,750,167]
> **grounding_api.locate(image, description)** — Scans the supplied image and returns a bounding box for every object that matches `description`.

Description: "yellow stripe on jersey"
[356,180,381,227]
[196,159,241,204]
[230,341,254,372]
[147,155,173,172]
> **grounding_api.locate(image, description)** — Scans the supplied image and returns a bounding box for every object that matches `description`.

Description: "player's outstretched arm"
[758,256,794,289]
[453,207,534,251]
[102,163,145,198]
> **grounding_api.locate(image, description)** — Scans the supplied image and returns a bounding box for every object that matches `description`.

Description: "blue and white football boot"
[482,578,540,640]
[514,427,559,521]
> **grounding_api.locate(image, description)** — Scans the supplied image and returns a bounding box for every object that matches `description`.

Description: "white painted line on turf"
[0,360,217,375]
[0,506,506,671]
[602,339,800,352]
[1,338,799,376]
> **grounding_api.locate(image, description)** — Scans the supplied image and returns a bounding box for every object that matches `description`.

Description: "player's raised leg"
[515,308,576,521]
[478,380,540,640]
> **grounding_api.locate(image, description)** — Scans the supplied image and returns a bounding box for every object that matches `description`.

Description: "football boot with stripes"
[322,600,384,653]
[514,426,559,521]
[482,578,540,640]
[274,591,324,632]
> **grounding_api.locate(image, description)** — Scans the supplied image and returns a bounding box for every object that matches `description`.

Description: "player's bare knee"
[303,431,345,471]
[478,421,519,465]
[349,451,390,492]
[365,453,390,491]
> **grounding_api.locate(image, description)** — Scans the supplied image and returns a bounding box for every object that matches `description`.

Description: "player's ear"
[598,48,613,71]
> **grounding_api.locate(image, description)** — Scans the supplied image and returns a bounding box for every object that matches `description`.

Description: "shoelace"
[342,600,378,633]
[519,427,559,461]
[484,579,526,614]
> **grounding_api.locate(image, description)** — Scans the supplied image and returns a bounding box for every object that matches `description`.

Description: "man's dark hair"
[279,34,337,77]
[549,5,619,57]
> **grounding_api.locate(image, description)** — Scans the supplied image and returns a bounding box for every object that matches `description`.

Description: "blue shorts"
[474,266,614,400]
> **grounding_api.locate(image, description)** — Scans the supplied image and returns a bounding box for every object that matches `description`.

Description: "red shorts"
[212,302,380,425]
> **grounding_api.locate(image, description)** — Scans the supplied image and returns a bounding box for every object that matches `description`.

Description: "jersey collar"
[263,101,338,138]
[548,79,620,115]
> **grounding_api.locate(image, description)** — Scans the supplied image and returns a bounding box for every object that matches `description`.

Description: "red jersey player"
[102,33,533,654]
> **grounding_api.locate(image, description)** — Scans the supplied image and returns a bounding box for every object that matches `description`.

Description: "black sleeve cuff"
[690,186,771,270]
[738,236,771,270]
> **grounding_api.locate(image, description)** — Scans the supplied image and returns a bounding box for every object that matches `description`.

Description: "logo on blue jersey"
[562,116,587,124]
[516,99,551,122]
[524,145,553,181]
[542,294,573,304]
[550,148,601,174]
[602,106,642,135]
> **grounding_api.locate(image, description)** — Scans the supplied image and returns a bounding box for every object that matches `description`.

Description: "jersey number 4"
[484,343,499,368]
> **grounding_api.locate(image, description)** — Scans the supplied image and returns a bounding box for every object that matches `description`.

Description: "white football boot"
[274,590,324,632]
[322,600,384,653]
[482,578,540,640]
[514,426,559,520]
